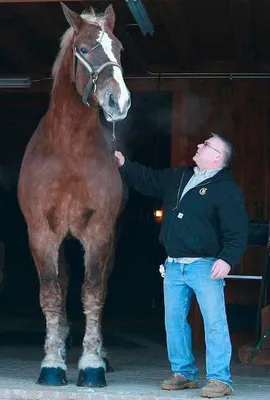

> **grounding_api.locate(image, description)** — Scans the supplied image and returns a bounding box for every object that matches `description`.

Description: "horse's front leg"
[29,229,67,386]
[77,240,112,387]
[58,244,71,360]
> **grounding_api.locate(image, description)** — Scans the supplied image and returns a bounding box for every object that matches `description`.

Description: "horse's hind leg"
[29,228,67,386]
[76,234,114,387]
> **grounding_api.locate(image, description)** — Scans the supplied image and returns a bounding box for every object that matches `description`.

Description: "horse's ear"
[104,4,115,31]
[60,2,82,32]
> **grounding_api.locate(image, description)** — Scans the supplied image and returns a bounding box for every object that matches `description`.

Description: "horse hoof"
[77,367,106,387]
[103,357,114,372]
[37,367,67,386]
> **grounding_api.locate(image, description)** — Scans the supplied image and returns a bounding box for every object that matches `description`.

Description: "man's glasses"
[203,141,221,154]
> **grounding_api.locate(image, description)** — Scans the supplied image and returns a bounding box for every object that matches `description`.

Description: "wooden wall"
[1,79,269,345]
[170,79,270,347]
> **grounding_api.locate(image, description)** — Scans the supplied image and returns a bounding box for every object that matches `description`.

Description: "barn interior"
[1,0,270,384]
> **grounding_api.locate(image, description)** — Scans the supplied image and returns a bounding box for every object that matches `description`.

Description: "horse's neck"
[45,54,100,147]
[49,79,99,132]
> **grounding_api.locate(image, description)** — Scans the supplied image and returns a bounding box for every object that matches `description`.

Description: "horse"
[18,2,131,387]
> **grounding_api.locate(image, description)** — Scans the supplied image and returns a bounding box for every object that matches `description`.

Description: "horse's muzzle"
[103,95,131,122]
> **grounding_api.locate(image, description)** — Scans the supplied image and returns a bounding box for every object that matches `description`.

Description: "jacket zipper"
[165,175,216,248]
[164,172,186,248]
[166,179,214,247]
[172,172,185,210]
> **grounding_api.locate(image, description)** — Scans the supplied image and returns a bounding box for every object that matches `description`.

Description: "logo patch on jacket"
[199,188,207,195]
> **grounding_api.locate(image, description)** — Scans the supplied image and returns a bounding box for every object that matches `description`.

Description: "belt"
[167,256,200,264]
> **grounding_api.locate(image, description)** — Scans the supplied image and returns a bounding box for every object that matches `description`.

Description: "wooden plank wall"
[170,79,270,348]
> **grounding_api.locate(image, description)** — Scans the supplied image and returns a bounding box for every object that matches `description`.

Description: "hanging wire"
[31,77,53,84]
[112,121,116,141]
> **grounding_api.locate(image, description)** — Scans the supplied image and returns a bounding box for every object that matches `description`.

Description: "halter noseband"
[73,46,122,108]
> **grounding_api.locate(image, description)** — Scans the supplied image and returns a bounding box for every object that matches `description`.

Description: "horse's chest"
[62,167,121,203]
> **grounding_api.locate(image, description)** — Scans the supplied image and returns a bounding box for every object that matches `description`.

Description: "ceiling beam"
[0,0,117,3]
[1,22,36,72]
[14,2,61,48]
[229,0,254,64]
[157,0,192,68]
[0,49,19,73]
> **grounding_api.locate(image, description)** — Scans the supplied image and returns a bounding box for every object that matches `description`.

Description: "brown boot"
[161,374,198,390]
[200,380,233,398]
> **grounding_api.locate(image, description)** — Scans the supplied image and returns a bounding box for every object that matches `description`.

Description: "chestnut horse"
[18,3,130,387]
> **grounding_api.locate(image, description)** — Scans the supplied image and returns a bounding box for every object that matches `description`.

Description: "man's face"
[193,136,224,168]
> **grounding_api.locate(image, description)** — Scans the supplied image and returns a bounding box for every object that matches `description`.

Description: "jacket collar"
[184,166,234,184]
[193,166,222,179]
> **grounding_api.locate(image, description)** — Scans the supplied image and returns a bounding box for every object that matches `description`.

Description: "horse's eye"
[80,47,88,55]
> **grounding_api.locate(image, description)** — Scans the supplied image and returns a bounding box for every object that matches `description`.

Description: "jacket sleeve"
[216,187,249,268]
[119,159,173,198]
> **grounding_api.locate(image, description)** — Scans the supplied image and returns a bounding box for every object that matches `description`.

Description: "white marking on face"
[97,30,130,111]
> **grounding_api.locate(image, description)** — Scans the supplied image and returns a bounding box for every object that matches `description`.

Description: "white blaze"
[98,30,129,111]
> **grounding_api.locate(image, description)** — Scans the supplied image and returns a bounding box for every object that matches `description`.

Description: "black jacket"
[119,161,248,268]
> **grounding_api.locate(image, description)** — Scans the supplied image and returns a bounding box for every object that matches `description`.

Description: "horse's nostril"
[108,94,117,109]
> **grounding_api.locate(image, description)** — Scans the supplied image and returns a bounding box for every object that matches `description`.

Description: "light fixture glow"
[154,209,163,222]
[0,77,31,89]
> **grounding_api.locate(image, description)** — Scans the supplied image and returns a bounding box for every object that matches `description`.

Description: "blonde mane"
[52,9,106,80]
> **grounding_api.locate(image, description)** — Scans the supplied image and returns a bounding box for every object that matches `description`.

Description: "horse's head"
[61,3,131,122]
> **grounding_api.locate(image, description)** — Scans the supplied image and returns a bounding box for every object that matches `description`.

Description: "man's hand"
[211,259,231,279]
[114,151,125,167]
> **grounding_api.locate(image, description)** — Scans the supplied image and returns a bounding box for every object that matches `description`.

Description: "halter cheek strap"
[72,46,122,108]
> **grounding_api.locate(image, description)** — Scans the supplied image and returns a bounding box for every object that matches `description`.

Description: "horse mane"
[52,8,106,80]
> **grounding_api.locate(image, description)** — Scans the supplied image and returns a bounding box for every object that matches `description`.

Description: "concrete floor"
[0,331,270,400]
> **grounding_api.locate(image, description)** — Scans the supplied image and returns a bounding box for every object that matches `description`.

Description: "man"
[115,133,248,398]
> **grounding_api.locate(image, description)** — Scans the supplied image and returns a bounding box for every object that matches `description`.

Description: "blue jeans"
[164,258,232,387]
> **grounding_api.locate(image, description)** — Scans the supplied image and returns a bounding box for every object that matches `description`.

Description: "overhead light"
[125,0,154,36]
[0,77,31,88]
